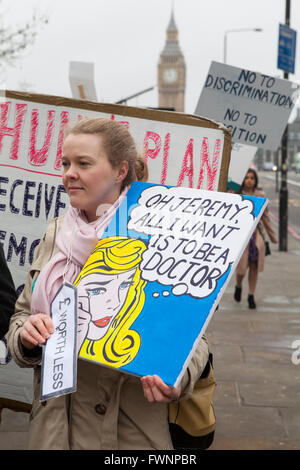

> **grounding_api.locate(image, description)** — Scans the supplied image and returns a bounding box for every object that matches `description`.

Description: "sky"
[2,0,300,118]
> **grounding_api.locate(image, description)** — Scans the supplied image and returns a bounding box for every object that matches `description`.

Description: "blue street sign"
[277,23,297,74]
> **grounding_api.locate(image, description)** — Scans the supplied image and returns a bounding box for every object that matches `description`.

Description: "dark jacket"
[0,245,17,338]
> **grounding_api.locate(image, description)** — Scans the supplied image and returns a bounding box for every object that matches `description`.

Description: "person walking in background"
[234,168,278,309]
[0,245,17,339]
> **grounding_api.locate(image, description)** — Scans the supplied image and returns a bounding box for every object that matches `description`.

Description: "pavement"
[208,226,300,450]
[0,222,300,451]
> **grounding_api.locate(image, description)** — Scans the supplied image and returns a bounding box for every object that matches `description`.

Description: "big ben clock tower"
[158,10,186,112]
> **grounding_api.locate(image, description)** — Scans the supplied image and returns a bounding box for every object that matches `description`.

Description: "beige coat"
[7,217,209,450]
[236,189,278,276]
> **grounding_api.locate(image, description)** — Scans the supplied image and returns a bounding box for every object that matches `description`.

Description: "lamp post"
[223,28,263,64]
[279,0,291,252]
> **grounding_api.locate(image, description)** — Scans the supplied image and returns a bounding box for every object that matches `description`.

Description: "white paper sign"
[228,143,258,188]
[40,282,77,401]
[195,61,300,150]
[69,61,98,101]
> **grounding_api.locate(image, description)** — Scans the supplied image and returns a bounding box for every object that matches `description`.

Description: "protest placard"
[76,181,267,386]
[69,61,98,101]
[40,282,77,400]
[195,61,300,151]
[0,90,231,293]
[228,143,258,190]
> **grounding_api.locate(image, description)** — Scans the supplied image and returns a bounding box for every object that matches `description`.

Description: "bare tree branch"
[0,1,48,67]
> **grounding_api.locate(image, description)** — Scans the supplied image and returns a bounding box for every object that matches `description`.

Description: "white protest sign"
[228,143,257,189]
[0,90,231,293]
[40,282,77,401]
[195,61,300,150]
[69,61,98,101]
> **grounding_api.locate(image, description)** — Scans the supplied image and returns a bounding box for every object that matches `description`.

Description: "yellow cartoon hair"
[74,236,147,368]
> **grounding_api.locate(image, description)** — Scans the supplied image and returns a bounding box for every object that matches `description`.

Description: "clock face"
[163,68,178,84]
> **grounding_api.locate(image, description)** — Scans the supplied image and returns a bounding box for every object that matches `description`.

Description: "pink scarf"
[31,188,128,316]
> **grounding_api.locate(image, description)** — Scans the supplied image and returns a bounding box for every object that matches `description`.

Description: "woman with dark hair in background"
[234,168,278,309]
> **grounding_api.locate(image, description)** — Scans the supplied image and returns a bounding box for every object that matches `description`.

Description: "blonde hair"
[74,236,147,368]
[67,117,148,190]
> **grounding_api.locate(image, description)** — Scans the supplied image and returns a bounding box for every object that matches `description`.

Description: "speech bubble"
[128,186,255,299]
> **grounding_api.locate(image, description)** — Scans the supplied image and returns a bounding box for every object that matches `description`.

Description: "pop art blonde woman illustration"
[74,236,148,367]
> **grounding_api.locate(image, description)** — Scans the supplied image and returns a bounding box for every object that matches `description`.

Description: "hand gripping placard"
[40,282,77,401]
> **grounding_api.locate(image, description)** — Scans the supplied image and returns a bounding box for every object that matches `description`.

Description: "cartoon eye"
[87,287,106,296]
[120,281,133,290]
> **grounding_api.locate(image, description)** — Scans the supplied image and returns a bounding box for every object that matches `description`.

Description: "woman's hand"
[141,375,181,403]
[20,313,54,350]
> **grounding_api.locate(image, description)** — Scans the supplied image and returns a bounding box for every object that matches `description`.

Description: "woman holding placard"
[7,117,209,450]
[234,168,278,309]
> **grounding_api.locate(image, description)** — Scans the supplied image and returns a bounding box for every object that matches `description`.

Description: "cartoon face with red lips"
[74,236,148,366]
[77,269,136,344]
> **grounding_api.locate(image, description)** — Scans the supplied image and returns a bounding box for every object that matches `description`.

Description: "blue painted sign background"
[77,182,267,386]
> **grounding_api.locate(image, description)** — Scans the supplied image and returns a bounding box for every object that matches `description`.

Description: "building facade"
[157,11,186,112]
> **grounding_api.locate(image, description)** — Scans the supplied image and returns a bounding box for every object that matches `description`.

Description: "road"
[258,171,300,241]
